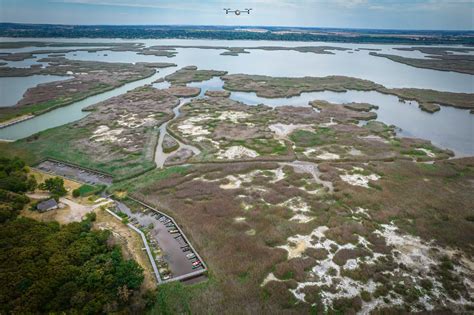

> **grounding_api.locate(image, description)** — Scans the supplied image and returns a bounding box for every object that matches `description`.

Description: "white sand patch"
[270,218,474,313]
[282,161,334,193]
[340,167,380,188]
[178,123,210,136]
[269,123,311,138]
[261,273,282,287]
[219,171,259,189]
[319,117,337,127]
[90,126,124,143]
[376,224,437,272]
[268,167,285,183]
[352,207,372,219]
[93,125,110,135]
[241,202,253,211]
[217,111,250,123]
[281,197,311,213]
[416,148,436,158]
[187,114,213,123]
[246,229,256,236]
[116,113,156,129]
[276,225,385,311]
[177,114,214,137]
[290,213,314,224]
[372,223,474,311]
[343,259,359,270]
[278,226,329,259]
[348,147,363,156]
[195,135,219,147]
[303,148,317,157]
[317,152,340,160]
[217,145,258,160]
[219,175,243,189]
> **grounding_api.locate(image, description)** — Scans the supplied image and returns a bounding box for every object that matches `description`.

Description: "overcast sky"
[0,0,472,30]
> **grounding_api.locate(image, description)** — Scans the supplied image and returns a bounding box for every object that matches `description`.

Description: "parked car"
[186,253,195,259]
[192,264,202,269]
[192,260,201,266]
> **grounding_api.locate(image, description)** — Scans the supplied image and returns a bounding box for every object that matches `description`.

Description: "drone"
[224,8,252,15]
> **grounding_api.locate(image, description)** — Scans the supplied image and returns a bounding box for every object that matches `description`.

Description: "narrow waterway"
[154,97,201,168]
[0,67,177,140]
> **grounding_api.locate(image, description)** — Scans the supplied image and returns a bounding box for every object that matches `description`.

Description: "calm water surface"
[0,74,70,107]
[0,38,472,156]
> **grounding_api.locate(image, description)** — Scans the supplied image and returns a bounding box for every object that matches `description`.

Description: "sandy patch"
[234,217,246,223]
[117,113,156,129]
[319,117,337,127]
[416,148,436,158]
[290,213,314,224]
[246,229,256,236]
[269,218,474,313]
[261,273,282,287]
[90,125,124,143]
[282,161,334,193]
[348,147,364,156]
[217,111,250,123]
[269,123,311,138]
[316,152,340,160]
[178,123,210,136]
[217,145,259,160]
[340,167,381,188]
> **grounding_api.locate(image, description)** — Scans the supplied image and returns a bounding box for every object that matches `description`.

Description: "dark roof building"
[37,199,59,212]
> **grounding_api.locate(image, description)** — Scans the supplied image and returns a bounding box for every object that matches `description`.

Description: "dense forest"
[1,23,473,45]
[0,157,146,314]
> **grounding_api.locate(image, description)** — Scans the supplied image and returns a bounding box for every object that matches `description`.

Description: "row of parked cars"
[127,214,174,280]
[156,213,204,271]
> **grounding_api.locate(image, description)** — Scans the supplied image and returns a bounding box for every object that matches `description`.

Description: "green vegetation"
[1,25,472,45]
[370,52,474,75]
[39,176,67,198]
[72,184,104,198]
[289,128,335,147]
[0,215,144,314]
[0,157,32,222]
[223,74,474,110]
[0,157,145,313]
[165,67,227,84]
[110,165,190,193]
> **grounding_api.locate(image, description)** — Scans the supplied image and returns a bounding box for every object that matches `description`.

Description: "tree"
[39,177,67,197]
[26,175,37,192]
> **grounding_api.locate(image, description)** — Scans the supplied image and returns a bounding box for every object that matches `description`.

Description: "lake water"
[0,74,71,107]
[0,38,472,156]
[0,67,176,139]
[60,47,473,93]
[189,77,473,156]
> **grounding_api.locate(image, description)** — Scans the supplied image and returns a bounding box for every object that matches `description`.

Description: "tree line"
[0,157,146,313]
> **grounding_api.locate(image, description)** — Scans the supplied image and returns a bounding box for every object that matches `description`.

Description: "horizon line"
[1,22,473,33]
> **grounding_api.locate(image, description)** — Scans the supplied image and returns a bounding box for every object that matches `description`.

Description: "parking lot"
[114,200,205,281]
[36,159,113,186]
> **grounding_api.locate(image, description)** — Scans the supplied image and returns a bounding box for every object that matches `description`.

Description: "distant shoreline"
[1,23,473,46]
